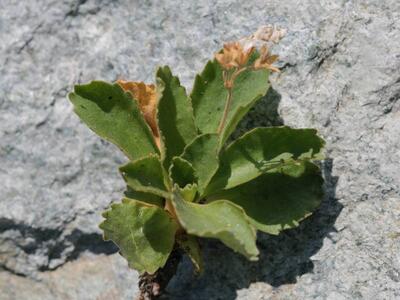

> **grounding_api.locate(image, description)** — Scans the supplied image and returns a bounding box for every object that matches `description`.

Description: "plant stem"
[217,87,233,134]
[136,248,182,300]
[164,199,177,219]
[217,67,247,134]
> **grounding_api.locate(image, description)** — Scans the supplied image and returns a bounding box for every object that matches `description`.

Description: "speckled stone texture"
[1,0,399,299]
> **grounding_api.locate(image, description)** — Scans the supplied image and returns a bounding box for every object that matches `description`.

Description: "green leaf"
[169,157,197,188]
[206,126,325,194]
[100,198,178,274]
[220,92,265,146]
[124,187,164,207]
[171,188,259,260]
[220,69,270,146]
[191,57,269,142]
[157,66,198,167]
[208,162,324,235]
[181,134,220,196]
[178,183,198,203]
[120,154,169,198]
[69,81,158,161]
[169,157,198,201]
[177,234,203,273]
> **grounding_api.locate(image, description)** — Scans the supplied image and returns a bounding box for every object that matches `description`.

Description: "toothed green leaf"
[171,188,259,260]
[120,155,169,198]
[69,81,158,161]
[181,134,219,196]
[157,66,197,167]
[169,157,197,188]
[205,127,325,195]
[191,56,269,144]
[178,183,198,203]
[100,198,178,274]
[220,94,262,146]
[208,162,324,235]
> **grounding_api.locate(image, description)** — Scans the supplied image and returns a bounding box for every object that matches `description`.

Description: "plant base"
[137,249,182,300]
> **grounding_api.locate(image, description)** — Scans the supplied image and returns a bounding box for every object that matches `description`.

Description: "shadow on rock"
[165,88,342,300]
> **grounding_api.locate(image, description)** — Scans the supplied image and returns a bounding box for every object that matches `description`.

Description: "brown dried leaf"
[253,46,280,72]
[117,80,161,148]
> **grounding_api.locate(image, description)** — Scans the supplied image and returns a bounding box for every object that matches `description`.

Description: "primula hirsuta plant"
[68,26,324,297]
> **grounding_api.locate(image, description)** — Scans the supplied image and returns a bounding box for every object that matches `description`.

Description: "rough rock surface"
[1,0,399,299]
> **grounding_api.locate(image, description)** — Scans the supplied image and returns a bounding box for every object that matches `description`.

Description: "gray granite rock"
[1,0,399,299]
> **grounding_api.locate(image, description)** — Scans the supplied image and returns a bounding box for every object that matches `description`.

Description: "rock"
[0,0,399,299]
[0,254,138,300]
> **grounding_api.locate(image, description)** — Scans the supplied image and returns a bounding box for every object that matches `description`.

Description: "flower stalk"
[215,37,280,134]
[217,81,233,134]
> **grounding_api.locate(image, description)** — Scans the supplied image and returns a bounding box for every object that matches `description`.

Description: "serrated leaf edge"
[168,156,197,180]
[99,198,178,274]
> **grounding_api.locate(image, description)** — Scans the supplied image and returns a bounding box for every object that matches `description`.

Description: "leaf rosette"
[68,37,325,275]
